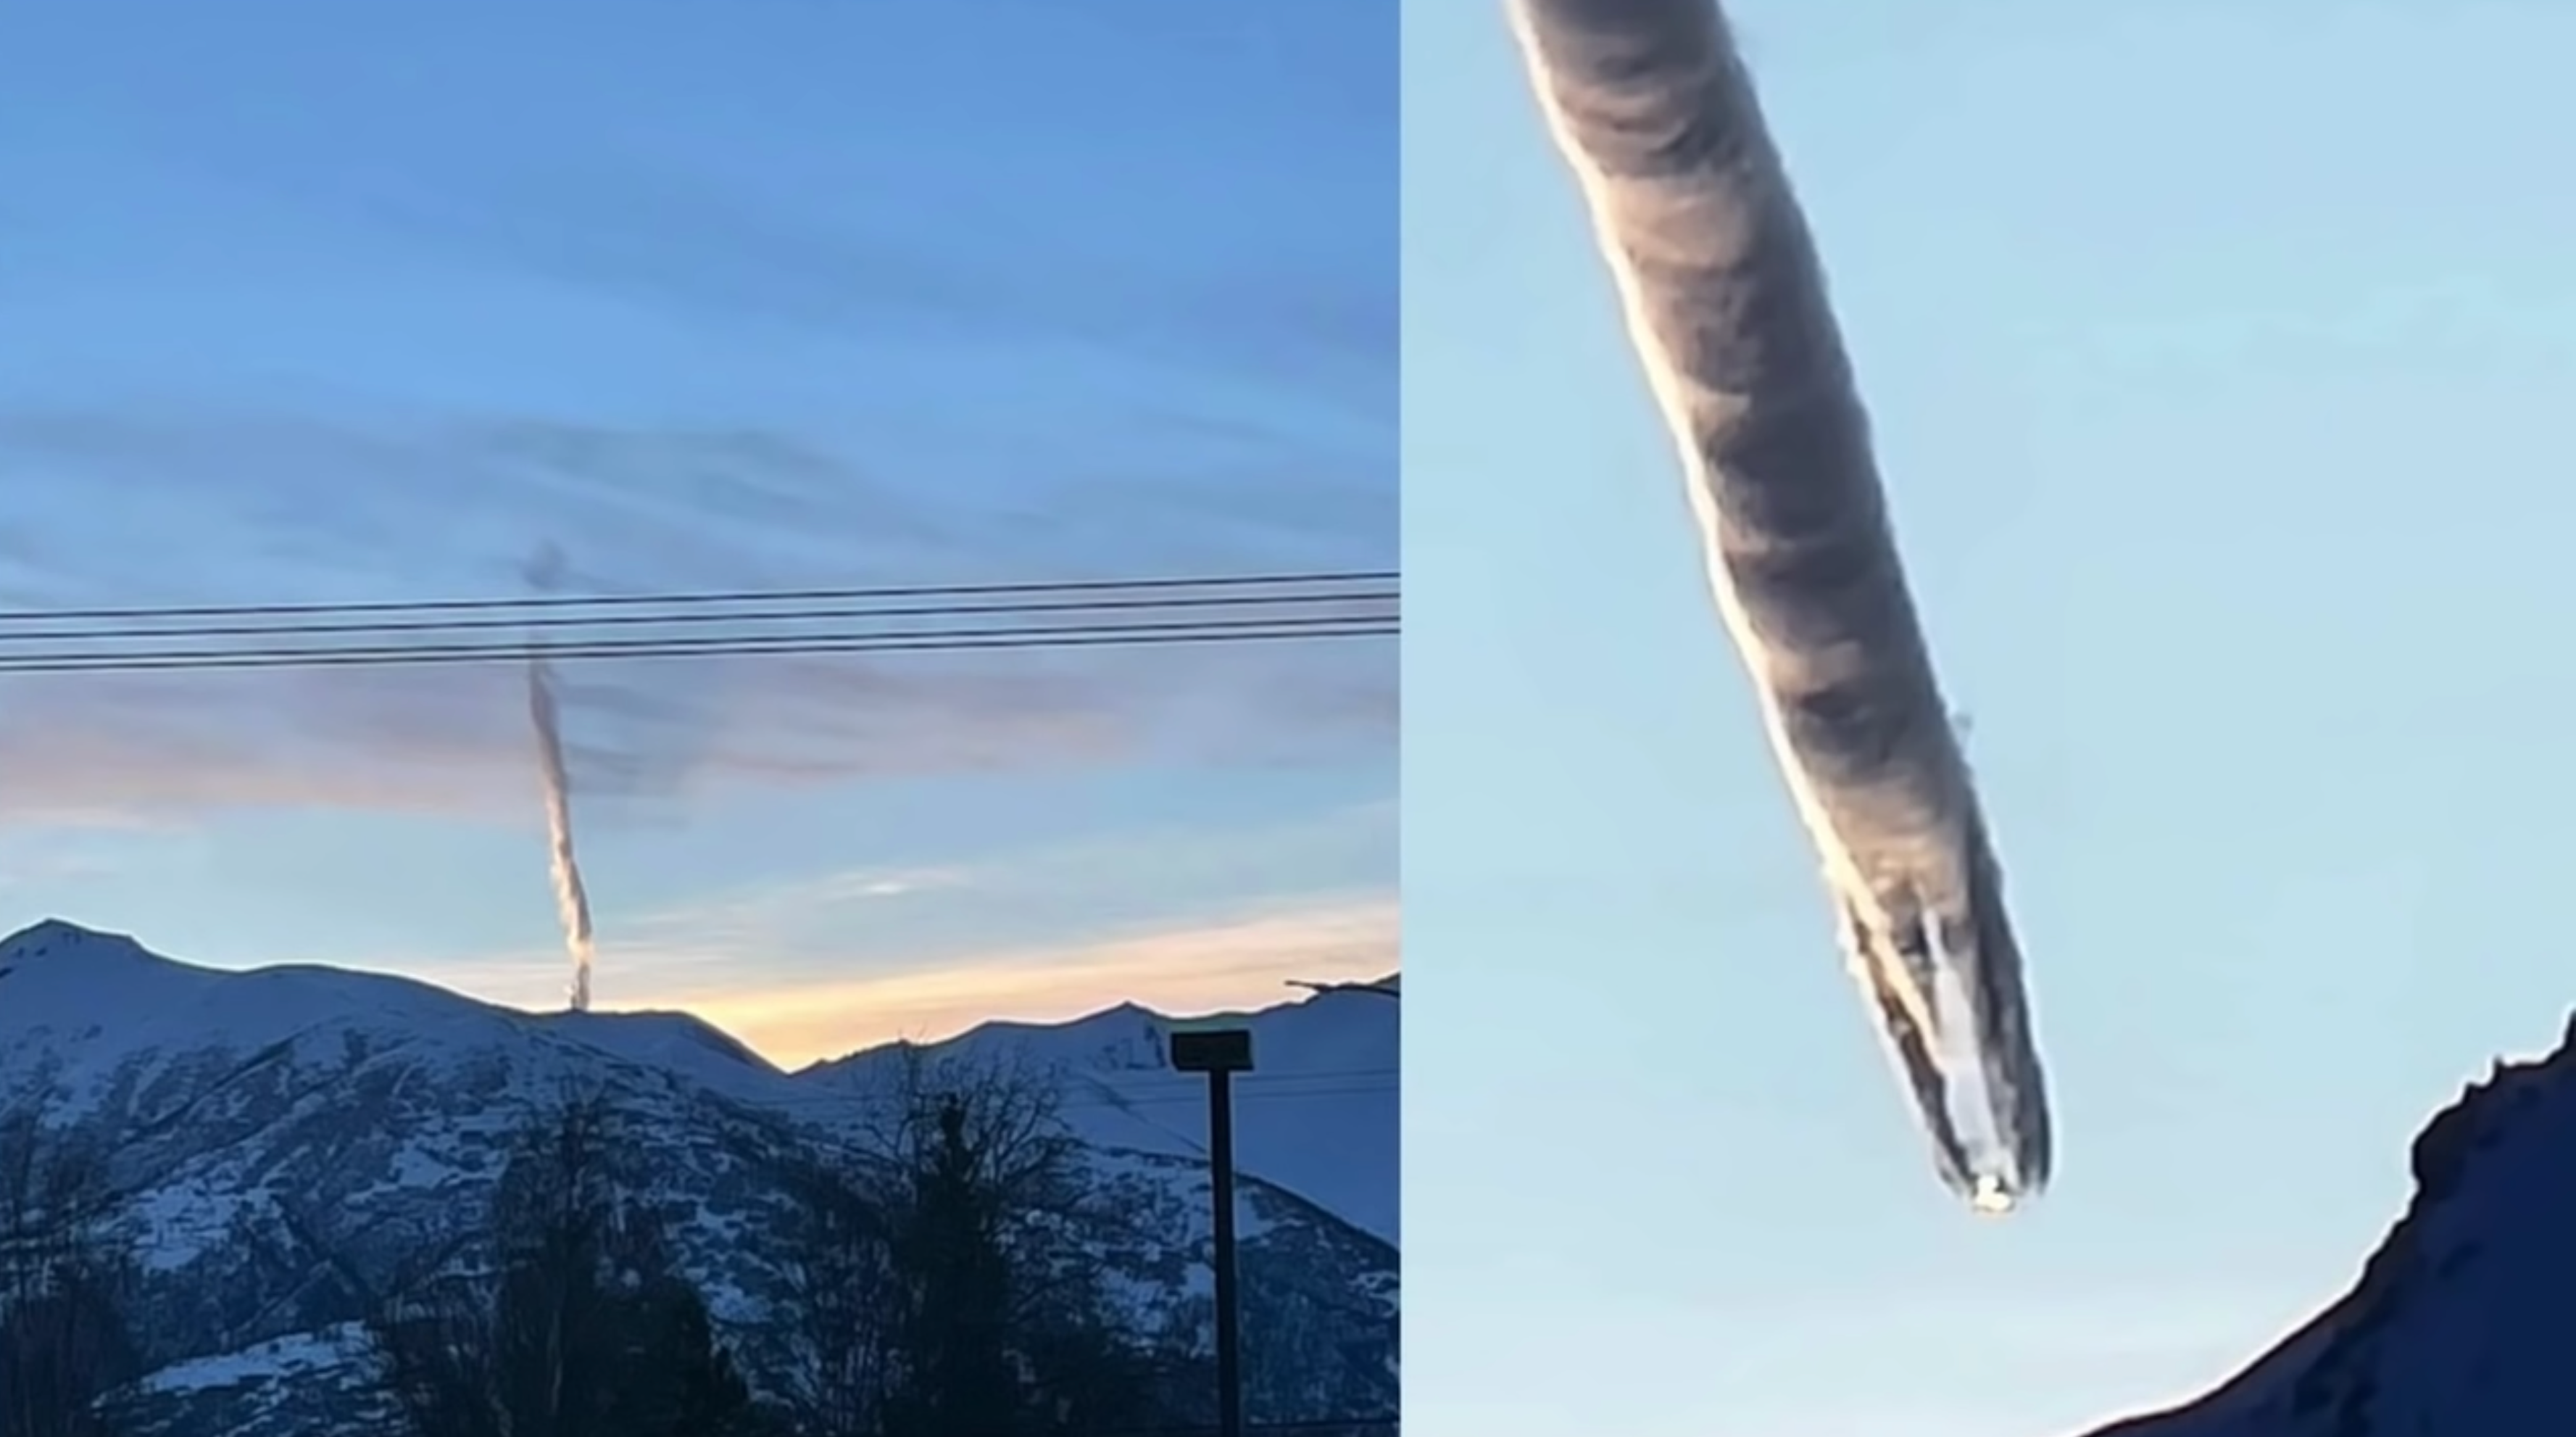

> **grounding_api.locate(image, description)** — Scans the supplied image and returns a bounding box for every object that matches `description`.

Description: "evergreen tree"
[881,1098,1019,1437]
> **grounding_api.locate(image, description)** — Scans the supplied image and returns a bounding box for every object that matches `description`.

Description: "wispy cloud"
[344,800,1395,1064]
[610,798,1394,961]
[0,412,1392,826]
[294,157,1395,418]
[13,3,1392,427]
[0,1,1397,1106]
[0,0,1394,829]
[0,412,1390,602]
[0,650,1135,824]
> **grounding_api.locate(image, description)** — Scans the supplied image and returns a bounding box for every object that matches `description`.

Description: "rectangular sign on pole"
[1167,1026,1255,1072]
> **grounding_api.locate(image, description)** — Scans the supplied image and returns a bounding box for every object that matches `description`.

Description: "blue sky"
[0,1,1395,1063]
[1405,1,2576,1433]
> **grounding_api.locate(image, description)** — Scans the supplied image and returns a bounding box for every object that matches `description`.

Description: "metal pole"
[1208,1066,1244,1437]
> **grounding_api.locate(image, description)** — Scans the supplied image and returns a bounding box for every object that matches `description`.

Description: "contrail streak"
[523,547,594,1014]
[1508,0,2053,1210]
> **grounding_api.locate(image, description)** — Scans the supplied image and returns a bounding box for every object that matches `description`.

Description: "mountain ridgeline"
[2082,1011,2576,1437]
[0,920,1399,1436]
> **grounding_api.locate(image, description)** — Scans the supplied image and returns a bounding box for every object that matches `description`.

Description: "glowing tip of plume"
[1969,1177,2018,1217]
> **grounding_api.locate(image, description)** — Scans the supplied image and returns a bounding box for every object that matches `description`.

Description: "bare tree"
[779,1048,1168,1437]
[773,1151,896,1437]
[0,1096,138,1437]
[370,1093,771,1437]
[370,1260,502,1437]
[488,1096,628,1434]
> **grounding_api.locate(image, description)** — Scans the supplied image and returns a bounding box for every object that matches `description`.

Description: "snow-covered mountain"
[0,919,1398,1436]
[2081,1011,2576,1437]
[797,977,1399,1244]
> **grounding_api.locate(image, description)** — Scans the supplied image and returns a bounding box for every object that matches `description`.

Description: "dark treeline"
[0,1054,1371,1437]
[0,1110,138,1437]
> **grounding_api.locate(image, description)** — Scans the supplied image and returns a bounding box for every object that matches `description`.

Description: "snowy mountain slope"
[0,919,1398,1436]
[2081,1011,2576,1437]
[797,977,1400,1241]
[0,919,772,1109]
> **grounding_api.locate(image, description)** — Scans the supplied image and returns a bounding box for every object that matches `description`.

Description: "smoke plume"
[523,546,595,1013]
[1508,0,2055,1210]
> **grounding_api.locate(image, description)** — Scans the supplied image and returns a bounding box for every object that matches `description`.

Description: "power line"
[763,1067,1399,1117]
[752,1080,1395,1140]
[0,588,1397,643]
[1060,1080,1395,1112]
[0,616,1397,675]
[0,568,1398,626]
[762,1083,1397,1127]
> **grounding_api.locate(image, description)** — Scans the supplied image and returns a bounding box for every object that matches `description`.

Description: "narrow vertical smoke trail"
[529,656,595,1014]
[1508,0,2055,1209]
[522,545,594,1014]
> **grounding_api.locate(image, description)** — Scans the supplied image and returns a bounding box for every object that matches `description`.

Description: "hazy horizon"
[2,909,1401,1070]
